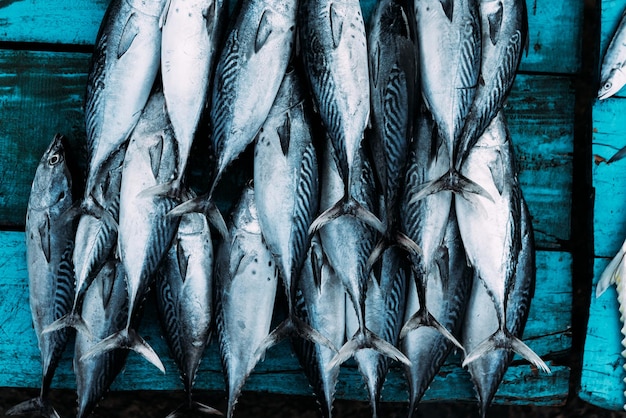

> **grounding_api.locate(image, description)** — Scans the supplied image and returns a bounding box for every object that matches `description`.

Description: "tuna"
[599,7,626,100]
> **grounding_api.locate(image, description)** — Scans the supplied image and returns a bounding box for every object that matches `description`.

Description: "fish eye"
[605,81,612,90]
[48,153,62,165]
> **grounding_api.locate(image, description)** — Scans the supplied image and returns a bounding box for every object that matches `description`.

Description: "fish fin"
[176,238,190,281]
[277,113,291,156]
[160,0,172,28]
[329,3,344,49]
[308,196,385,236]
[608,144,626,163]
[310,236,325,290]
[38,214,51,263]
[80,328,165,373]
[81,194,119,231]
[462,329,551,374]
[42,312,92,338]
[5,397,60,418]
[367,232,422,275]
[371,42,381,89]
[118,13,139,59]
[489,147,505,196]
[168,196,228,240]
[400,308,464,351]
[408,169,494,204]
[597,241,626,297]
[149,134,165,180]
[203,1,217,35]
[165,401,223,418]
[487,1,504,45]
[439,0,453,21]
[255,10,273,53]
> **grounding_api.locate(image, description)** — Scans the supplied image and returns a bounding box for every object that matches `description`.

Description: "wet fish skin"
[215,185,279,418]
[599,8,626,100]
[84,0,167,199]
[8,135,76,418]
[155,210,219,416]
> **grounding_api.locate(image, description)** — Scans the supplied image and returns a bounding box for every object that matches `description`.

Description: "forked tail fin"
[5,397,60,418]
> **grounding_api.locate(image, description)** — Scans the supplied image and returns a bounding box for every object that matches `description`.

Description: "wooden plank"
[0,230,570,404]
[0,1,582,75]
[0,49,575,251]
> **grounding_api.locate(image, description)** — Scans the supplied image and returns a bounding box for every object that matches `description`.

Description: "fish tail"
[400,308,464,352]
[308,195,385,236]
[5,397,60,418]
[408,169,494,204]
[165,401,223,418]
[367,232,422,274]
[79,328,165,373]
[136,179,184,200]
[597,239,626,297]
[167,194,228,239]
[461,329,551,374]
[42,312,92,337]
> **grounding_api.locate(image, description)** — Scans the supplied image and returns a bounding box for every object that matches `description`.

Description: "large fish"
[292,236,346,418]
[158,0,228,197]
[83,0,166,202]
[171,0,298,236]
[299,0,384,235]
[454,112,548,373]
[215,185,279,418]
[367,0,420,260]
[462,196,535,418]
[599,7,626,100]
[7,135,76,418]
[317,139,410,372]
[74,258,131,418]
[155,210,219,417]
[454,0,528,174]
[82,91,180,372]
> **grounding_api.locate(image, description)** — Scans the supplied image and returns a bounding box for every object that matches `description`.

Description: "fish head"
[29,134,72,211]
[598,67,626,100]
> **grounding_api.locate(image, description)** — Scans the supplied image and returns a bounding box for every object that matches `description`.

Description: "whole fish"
[345,246,409,418]
[74,258,130,418]
[455,112,548,373]
[171,0,298,236]
[82,91,180,373]
[299,0,384,235]
[253,67,330,352]
[367,0,420,260]
[317,139,410,372]
[599,7,626,100]
[159,0,228,196]
[7,135,75,418]
[462,196,535,418]
[83,0,166,201]
[215,185,279,418]
[155,210,219,417]
[292,236,346,418]
[454,0,528,173]
[411,0,486,201]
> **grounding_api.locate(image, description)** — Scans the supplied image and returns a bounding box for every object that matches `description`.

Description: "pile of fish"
[12,0,552,417]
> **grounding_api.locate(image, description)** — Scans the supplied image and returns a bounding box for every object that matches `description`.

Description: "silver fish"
[74,258,130,418]
[215,185,279,418]
[155,210,219,417]
[599,7,626,100]
[317,138,410,372]
[159,0,228,196]
[84,0,167,200]
[82,91,180,373]
[455,112,548,373]
[454,0,528,173]
[7,135,76,418]
[462,196,534,418]
[299,0,383,235]
[292,236,346,418]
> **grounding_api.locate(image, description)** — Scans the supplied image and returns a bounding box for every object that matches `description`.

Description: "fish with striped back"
[7,135,76,418]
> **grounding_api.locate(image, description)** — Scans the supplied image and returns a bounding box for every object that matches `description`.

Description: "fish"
[83,0,167,202]
[6,135,76,418]
[462,195,535,418]
[158,0,228,197]
[410,0,486,201]
[74,258,131,418]
[291,236,346,418]
[454,0,528,175]
[454,112,549,373]
[170,0,298,236]
[299,0,384,235]
[317,138,410,372]
[214,185,279,418]
[155,209,220,417]
[599,7,626,100]
[367,0,420,261]
[81,91,181,373]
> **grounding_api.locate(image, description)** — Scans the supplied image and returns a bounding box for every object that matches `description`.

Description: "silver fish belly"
[599,7,626,100]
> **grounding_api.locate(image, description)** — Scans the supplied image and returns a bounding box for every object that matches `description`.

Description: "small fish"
[299,0,384,235]
[455,112,548,373]
[7,134,76,418]
[155,210,220,417]
[599,7,626,100]
[462,196,535,418]
[215,185,279,418]
[158,0,228,197]
[74,258,130,418]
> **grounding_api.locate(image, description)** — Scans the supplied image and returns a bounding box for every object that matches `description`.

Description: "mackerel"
[599,7,626,100]
[7,135,76,418]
